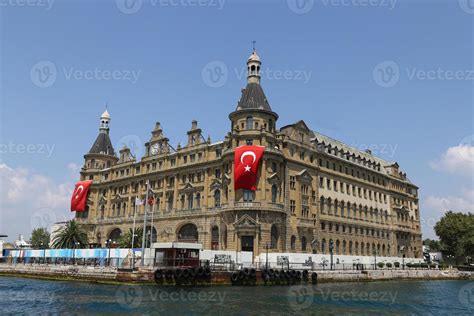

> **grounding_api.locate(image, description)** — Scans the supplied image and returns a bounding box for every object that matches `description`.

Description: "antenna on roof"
[105,101,109,110]
[252,40,256,52]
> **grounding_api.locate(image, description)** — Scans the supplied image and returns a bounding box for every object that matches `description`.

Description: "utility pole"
[141,180,150,266]
[329,240,334,271]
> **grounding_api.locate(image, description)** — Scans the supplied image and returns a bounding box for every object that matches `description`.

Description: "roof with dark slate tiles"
[88,132,115,156]
[236,83,272,111]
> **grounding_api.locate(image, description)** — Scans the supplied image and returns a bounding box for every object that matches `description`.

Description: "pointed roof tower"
[235,49,273,111]
[88,110,115,156]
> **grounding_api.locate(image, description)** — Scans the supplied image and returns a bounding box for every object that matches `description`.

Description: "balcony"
[220,201,285,213]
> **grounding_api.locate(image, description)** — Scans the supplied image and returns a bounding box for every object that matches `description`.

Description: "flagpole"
[141,180,150,266]
[131,199,138,270]
[150,194,155,252]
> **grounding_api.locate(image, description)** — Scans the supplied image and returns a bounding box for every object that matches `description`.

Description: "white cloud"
[0,163,75,242]
[430,144,474,177]
[421,189,474,239]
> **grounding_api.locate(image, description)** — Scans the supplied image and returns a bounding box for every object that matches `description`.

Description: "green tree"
[434,211,474,263]
[51,220,88,249]
[30,228,50,249]
[118,227,143,248]
[423,238,442,252]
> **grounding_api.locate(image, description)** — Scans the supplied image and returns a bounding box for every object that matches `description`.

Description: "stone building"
[77,50,422,259]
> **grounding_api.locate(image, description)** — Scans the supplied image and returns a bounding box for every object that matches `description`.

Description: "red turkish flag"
[70,180,92,212]
[234,145,265,191]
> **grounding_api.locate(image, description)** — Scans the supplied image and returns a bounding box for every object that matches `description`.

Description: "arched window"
[355,242,359,255]
[271,185,278,203]
[214,190,221,207]
[321,239,326,254]
[301,236,307,252]
[342,240,347,255]
[291,235,296,251]
[246,116,253,130]
[211,226,219,250]
[349,241,353,254]
[320,196,325,213]
[361,242,365,255]
[270,225,278,249]
[336,240,340,254]
[178,224,198,243]
[108,228,122,243]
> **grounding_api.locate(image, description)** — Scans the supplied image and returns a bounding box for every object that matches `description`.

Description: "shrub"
[386,262,393,268]
[406,262,413,268]
[394,262,400,268]
[429,263,437,269]
[377,262,385,268]
[420,263,429,269]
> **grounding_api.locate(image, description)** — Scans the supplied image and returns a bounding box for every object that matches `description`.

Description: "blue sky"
[0,0,473,241]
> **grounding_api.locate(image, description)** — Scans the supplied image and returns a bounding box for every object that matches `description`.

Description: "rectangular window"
[319,176,324,188]
[290,176,296,190]
[290,200,296,215]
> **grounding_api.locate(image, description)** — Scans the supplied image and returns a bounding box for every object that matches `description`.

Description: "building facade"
[77,50,422,259]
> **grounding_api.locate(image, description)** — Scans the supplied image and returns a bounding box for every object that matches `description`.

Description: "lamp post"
[265,243,269,271]
[402,254,405,270]
[107,239,112,266]
[373,248,377,270]
[40,242,46,264]
[141,180,150,266]
[329,240,334,271]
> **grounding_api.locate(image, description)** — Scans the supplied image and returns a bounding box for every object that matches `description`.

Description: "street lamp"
[402,254,405,270]
[265,243,269,271]
[329,240,334,271]
[40,242,46,264]
[373,248,377,270]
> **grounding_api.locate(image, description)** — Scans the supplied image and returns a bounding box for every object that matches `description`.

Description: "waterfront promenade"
[0,263,472,285]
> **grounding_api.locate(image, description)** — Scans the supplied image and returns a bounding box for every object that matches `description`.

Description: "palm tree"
[118,227,143,248]
[51,220,88,249]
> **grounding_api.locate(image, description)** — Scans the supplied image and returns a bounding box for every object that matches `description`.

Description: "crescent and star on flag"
[241,151,257,172]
